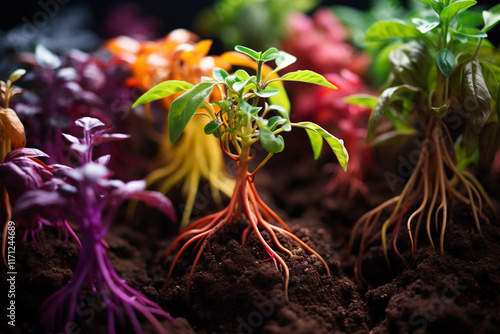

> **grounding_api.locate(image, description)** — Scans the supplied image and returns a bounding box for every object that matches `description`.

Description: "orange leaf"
[0,108,26,148]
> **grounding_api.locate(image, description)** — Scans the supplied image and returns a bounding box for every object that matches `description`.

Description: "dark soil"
[1,133,500,334]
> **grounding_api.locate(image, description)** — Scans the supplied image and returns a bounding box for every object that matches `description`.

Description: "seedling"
[348,1,500,277]
[0,148,81,266]
[107,31,241,228]
[134,45,349,299]
[14,117,177,334]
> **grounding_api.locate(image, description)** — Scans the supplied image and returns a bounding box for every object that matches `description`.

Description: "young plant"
[348,1,500,277]
[14,117,177,334]
[14,46,141,180]
[134,45,349,299]
[106,30,237,228]
[0,148,81,266]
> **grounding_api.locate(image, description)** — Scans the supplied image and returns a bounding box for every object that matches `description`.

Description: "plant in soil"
[13,117,177,334]
[106,30,240,228]
[134,45,349,299]
[348,0,500,277]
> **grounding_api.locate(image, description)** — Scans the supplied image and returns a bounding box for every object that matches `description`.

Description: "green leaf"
[168,81,217,143]
[267,116,286,131]
[452,27,487,38]
[482,3,500,33]
[267,81,290,113]
[261,47,279,62]
[254,89,279,98]
[389,41,432,88]
[274,51,297,72]
[265,51,297,81]
[343,94,378,109]
[277,70,337,89]
[441,1,477,26]
[436,49,456,77]
[133,80,194,108]
[416,0,443,14]
[204,120,222,135]
[240,100,262,115]
[412,18,440,34]
[8,69,26,83]
[259,127,284,153]
[235,45,260,61]
[292,122,348,171]
[233,76,256,93]
[213,68,229,82]
[266,104,290,122]
[365,21,425,42]
[367,85,423,141]
[235,69,250,80]
[225,74,241,91]
[462,59,491,132]
[479,60,500,103]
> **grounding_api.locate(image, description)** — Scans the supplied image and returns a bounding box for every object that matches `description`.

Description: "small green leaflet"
[276,70,337,89]
[482,3,500,33]
[133,80,194,108]
[261,48,279,62]
[266,51,297,79]
[213,68,229,82]
[367,85,422,141]
[254,89,279,98]
[436,49,456,77]
[440,1,477,27]
[343,94,378,109]
[168,81,216,143]
[259,127,284,153]
[365,21,424,42]
[9,69,26,83]
[292,122,348,171]
[204,120,222,135]
[416,0,443,15]
[412,18,440,34]
[234,45,260,61]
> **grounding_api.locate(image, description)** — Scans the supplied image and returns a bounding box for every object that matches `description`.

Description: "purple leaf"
[62,133,80,145]
[130,191,177,222]
[75,117,104,131]
[13,191,66,218]
[94,155,111,166]
[35,45,62,69]
[4,148,50,161]
[56,67,79,82]
[94,133,130,144]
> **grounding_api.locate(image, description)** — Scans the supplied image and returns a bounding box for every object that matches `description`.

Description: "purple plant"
[13,46,144,179]
[14,117,177,333]
[0,147,80,264]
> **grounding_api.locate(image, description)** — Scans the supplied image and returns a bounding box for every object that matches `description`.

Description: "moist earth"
[1,135,499,334]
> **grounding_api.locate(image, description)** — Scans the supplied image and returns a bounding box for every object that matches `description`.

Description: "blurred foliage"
[194,0,321,51]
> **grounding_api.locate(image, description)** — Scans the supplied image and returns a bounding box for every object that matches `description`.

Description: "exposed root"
[349,115,495,280]
[165,143,330,301]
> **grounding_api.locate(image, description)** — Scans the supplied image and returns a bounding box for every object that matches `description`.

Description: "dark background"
[0,0,498,46]
[0,0,373,33]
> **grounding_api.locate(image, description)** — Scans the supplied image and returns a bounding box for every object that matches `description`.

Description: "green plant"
[134,45,349,299]
[348,1,500,277]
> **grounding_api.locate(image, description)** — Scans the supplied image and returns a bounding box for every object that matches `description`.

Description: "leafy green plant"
[134,45,349,299]
[348,0,500,277]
